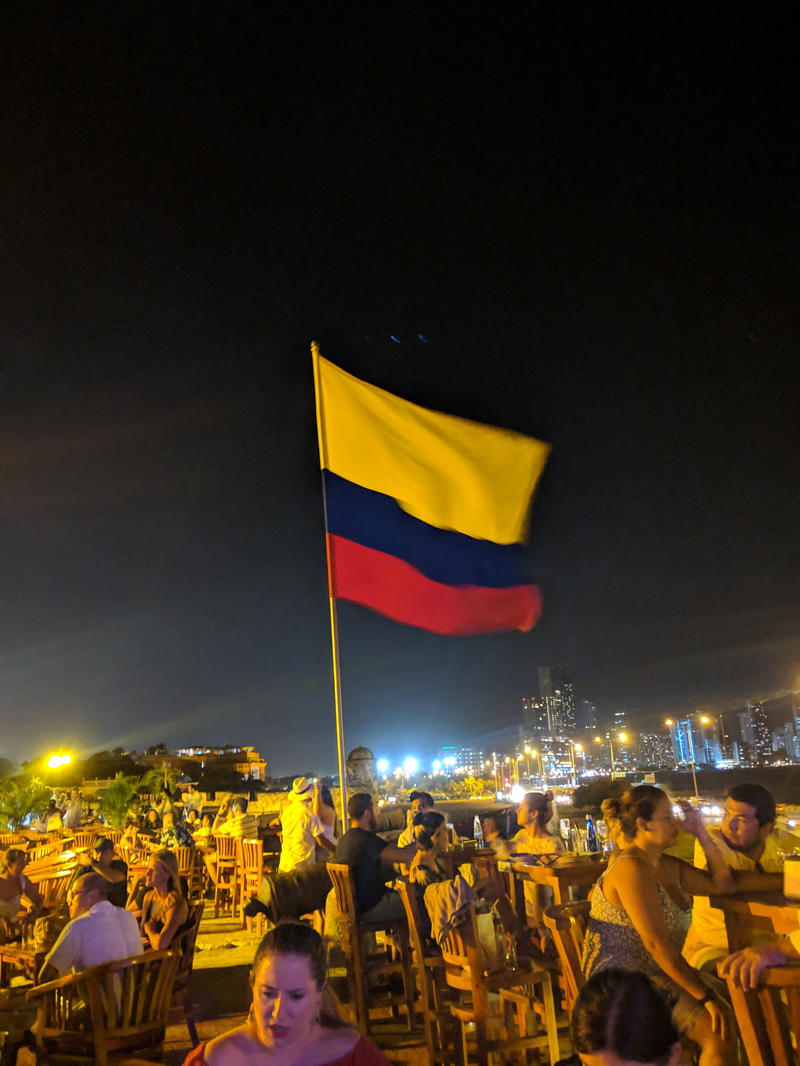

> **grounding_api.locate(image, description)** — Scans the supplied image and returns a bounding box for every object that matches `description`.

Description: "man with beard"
[683,783,783,972]
[331,792,417,926]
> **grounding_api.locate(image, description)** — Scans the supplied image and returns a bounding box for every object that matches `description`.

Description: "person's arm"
[212,801,228,832]
[22,875,43,907]
[314,832,336,855]
[719,938,800,990]
[82,859,126,886]
[380,841,417,864]
[38,923,75,983]
[144,897,188,950]
[670,806,735,896]
[611,855,729,1036]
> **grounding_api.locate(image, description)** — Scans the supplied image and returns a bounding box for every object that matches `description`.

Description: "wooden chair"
[397,880,459,1065]
[212,834,239,917]
[105,829,124,845]
[327,863,415,1034]
[71,831,99,851]
[0,833,25,846]
[237,839,264,930]
[27,868,76,910]
[717,959,800,1066]
[542,900,590,1013]
[174,845,203,901]
[441,902,560,1066]
[26,949,179,1066]
[171,900,205,1046]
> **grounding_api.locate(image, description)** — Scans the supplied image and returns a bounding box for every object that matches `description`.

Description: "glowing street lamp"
[595,734,627,778]
[47,753,72,769]
[376,758,389,775]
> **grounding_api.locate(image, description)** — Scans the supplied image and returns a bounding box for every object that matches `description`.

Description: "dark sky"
[3,6,798,773]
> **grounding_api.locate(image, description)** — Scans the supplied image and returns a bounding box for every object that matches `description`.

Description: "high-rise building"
[521,696,547,736]
[537,667,576,736]
[455,747,486,776]
[638,732,673,767]
[578,698,598,730]
[748,701,772,759]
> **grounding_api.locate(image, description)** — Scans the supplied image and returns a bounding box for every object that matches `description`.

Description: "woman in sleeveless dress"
[182,921,389,1066]
[583,786,737,1066]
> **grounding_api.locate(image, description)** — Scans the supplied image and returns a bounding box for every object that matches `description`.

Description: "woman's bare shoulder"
[203,1024,255,1065]
[307,1026,361,1063]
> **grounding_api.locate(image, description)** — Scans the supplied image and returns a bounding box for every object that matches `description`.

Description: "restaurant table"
[708,891,800,951]
[0,943,48,987]
[501,856,606,922]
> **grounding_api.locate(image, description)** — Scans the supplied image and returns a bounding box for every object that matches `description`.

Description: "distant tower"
[521,695,547,736]
[537,667,576,736]
[748,701,772,759]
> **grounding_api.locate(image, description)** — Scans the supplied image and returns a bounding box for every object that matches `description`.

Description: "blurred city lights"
[403,756,418,774]
[376,758,389,774]
[47,753,72,769]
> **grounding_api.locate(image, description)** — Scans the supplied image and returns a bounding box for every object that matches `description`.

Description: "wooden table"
[0,943,47,988]
[502,857,605,922]
[708,891,800,951]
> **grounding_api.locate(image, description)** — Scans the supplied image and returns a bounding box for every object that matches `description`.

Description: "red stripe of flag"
[327,534,542,635]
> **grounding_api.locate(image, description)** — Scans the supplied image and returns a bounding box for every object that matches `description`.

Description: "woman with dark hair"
[556,968,681,1066]
[313,779,337,848]
[408,810,449,887]
[181,921,390,1065]
[583,786,737,1066]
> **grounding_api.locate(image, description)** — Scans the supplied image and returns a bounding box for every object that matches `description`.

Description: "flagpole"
[311,341,349,832]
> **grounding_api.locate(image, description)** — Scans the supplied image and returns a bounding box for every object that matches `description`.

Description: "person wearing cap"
[39,872,142,982]
[77,838,129,908]
[276,778,335,874]
[140,849,190,951]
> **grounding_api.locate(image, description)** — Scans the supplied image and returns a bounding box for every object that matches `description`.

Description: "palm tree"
[97,773,141,829]
[0,775,52,831]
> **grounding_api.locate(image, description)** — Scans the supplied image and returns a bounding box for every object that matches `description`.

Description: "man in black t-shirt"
[332,792,418,925]
[76,838,128,908]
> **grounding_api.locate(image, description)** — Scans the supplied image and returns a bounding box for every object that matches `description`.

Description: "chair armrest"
[27,970,85,999]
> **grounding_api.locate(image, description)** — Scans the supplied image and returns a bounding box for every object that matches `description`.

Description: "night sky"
[3,7,798,773]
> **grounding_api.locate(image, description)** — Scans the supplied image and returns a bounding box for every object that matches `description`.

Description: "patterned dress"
[583,853,691,980]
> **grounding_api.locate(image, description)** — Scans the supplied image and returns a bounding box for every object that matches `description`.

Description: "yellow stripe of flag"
[313,348,550,545]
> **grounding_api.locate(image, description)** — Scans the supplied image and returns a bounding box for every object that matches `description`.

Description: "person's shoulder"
[202,1024,253,1065]
[350,1034,392,1066]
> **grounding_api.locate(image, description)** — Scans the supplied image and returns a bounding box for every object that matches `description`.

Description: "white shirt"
[44,900,142,976]
[63,800,83,830]
[278,800,324,873]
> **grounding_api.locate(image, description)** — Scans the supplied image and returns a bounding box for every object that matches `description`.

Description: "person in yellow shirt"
[683,784,783,972]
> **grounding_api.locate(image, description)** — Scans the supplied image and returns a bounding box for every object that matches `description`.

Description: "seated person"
[555,968,681,1066]
[181,921,390,1066]
[0,848,44,942]
[192,812,214,846]
[583,787,738,1066]
[140,808,162,840]
[185,808,201,834]
[76,837,128,908]
[327,792,417,932]
[205,798,258,885]
[39,873,141,981]
[156,809,193,849]
[683,782,783,973]
[483,814,512,858]
[397,790,435,847]
[120,817,139,849]
[512,792,565,939]
[138,849,190,950]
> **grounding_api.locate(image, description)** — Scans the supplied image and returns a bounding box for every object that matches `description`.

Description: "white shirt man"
[278,778,333,873]
[683,784,783,972]
[40,873,142,982]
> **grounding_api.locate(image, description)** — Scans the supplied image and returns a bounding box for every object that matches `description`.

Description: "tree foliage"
[572,776,629,812]
[0,775,52,831]
[97,773,142,829]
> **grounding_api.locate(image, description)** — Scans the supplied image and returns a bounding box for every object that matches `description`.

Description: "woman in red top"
[182,921,390,1066]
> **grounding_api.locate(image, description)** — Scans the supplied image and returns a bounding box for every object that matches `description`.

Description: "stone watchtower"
[345,746,378,801]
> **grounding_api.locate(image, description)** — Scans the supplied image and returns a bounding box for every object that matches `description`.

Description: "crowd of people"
[1,774,796,1066]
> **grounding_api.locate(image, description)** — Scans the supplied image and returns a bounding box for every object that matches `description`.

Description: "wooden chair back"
[543,900,590,1011]
[238,839,264,928]
[28,868,76,909]
[171,900,205,1045]
[72,831,99,851]
[327,862,360,932]
[27,949,179,1066]
[214,834,238,860]
[0,833,25,846]
[26,842,62,863]
[718,961,800,1066]
[105,829,123,845]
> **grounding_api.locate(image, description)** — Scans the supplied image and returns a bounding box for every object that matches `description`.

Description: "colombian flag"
[313,347,550,635]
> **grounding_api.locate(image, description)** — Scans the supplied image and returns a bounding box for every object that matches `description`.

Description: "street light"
[47,753,72,769]
[595,733,627,778]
